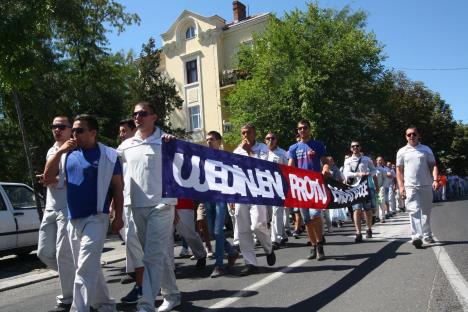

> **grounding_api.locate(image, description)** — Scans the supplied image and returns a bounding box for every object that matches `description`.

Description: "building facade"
[160,1,271,143]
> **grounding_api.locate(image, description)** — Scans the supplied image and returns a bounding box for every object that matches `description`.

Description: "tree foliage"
[225,3,463,172]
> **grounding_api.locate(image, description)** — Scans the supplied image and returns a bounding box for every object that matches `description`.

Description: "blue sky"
[108,0,467,123]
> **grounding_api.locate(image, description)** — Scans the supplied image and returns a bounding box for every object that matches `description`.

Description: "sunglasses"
[132,111,150,118]
[71,127,87,134]
[50,124,70,130]
[297,126,309,131]
[265,137,276,141]
[351,145,360,148]
[406,133,417,137]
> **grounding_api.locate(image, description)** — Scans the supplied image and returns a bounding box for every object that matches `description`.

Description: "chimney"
[233,1,247,22]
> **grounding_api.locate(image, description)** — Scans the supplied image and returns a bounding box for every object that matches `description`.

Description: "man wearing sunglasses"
[265,132,289,249]
[288,120,327,260]
[37,116,75,312]
[396,127,438,249]
[343,141,378,243]
[118,102,180,312]
[44,114,124,312]
[232,123,276,276]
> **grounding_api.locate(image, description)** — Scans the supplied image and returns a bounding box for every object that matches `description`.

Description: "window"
[2,185,37,210]
[185,26,196,39]
[186,60,198,84]
[189,105,201,130]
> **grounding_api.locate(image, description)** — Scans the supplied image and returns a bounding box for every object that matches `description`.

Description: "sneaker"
[240,264,258,276]
[272,242,280,250]
[48,303,71,312]
[292,231,300,239]
[196,257,206,270]
[316,244,325,261]
[179,247,191,258]
[412,238,423,249]
[207,251,215,259]
[280,237,289,245]
[190,255,196,260]
[227,252,239,268]
[380,218,386,223]
[266,250,276,266]
[375,217,381,223]
[366,229,372,239]
[158,296,181,312]
[424,237,435,244]
[210,266,225,278]
[121,285,142,304]
[354,233,363,243]
[308,246,317,260]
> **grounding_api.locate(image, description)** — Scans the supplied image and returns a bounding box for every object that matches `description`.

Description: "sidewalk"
[0,236,126,292]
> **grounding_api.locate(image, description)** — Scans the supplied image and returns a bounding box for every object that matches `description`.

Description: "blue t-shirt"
[287,140,326,173]
[65,146,122,219]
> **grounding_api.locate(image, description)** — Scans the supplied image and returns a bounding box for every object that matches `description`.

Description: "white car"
[0,182,44,257]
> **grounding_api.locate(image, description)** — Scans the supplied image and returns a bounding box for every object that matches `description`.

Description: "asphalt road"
[1,199,467,312]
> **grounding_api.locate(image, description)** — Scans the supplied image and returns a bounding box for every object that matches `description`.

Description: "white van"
[0,182,43,257]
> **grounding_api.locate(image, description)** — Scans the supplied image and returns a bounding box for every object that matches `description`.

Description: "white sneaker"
[179,247,190,258]
[158,297,181,312]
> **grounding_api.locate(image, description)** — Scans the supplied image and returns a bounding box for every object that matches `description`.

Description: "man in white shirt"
[37,116,75,312]
[231,124,276,276]
[376,156,391,222]
[264,131,289,249]
[118,102,180,312]
[396,127,439,249]
[343,141,378,243]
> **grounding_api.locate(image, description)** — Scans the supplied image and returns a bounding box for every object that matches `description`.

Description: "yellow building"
[160,1,271,143]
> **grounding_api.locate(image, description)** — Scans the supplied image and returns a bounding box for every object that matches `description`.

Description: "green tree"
[128,37,185,136]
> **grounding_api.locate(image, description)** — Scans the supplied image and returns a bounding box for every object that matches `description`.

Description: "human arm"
[396,166,405,199]
[43,139,77,185]
[110,174,124,234]
[432,165,439,191]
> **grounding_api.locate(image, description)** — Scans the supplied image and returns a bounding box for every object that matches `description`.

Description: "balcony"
[219,69,250,88]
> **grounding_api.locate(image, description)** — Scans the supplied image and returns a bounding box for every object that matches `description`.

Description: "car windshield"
[2,185,38,210]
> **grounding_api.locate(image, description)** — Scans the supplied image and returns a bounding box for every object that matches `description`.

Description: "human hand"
[161,134,175,142]
[240,140,253,155]
[111,216,124,234]
[399,186,406,199]
[432,180,439,191]
[58,138,77,154]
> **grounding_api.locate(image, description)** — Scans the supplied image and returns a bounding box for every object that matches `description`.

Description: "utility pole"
[13,91,43,221]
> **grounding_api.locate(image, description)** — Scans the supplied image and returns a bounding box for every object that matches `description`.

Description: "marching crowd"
[36,101,451,312]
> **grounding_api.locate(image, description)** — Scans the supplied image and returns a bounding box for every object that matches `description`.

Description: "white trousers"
[388,187,397,212]
[405,186,433,240]
[124,206,144,272]
[175,209,206,259]
[270,206,286,243]
[132,204,180,312]
[68,214,115,312]
[235,204,272,266]
[229,207,239,245]
[37,209,75,305]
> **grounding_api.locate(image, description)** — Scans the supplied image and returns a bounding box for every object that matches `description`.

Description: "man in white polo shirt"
[396,126,439,249]
[118,102,180,312]
[232,124,276,276]
[37,116,75,312]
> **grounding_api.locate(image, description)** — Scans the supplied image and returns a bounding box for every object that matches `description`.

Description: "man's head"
[297,119,311,141]
[265,131,278,150]
[376,156,384,166]
[50,116,72,143]
[326,156,335,166]
[119,119,136,143]
[206,130,222,150]
[241,123,256,143]
[133,102,157,132]
[72,114,98,148]
[405,126,420,147]
[386,161,392,168]
[350,141,361,155]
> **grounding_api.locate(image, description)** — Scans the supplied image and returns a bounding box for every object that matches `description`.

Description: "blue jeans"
[204,202,236,267]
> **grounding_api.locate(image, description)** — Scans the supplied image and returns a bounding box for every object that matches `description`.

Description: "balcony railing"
[219,69,250,87]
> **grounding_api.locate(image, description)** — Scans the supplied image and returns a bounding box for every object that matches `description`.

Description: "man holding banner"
[232,124,276,276]
[118,102,180,312]
[287,120,327,261]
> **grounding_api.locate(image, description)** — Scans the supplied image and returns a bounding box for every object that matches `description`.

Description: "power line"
[395,67,468,71]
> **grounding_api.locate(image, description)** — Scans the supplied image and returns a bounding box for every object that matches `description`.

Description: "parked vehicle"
[0,182,44,257]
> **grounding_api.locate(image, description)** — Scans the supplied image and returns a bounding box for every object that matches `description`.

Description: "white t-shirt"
[343,155,376,177]
[396,143,435,187]
[118,128,177,207]
[267,147,288,164]
[45,143,67,212]
[233,141,269,160]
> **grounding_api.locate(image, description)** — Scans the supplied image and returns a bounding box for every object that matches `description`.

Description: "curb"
[0,254,126,292]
